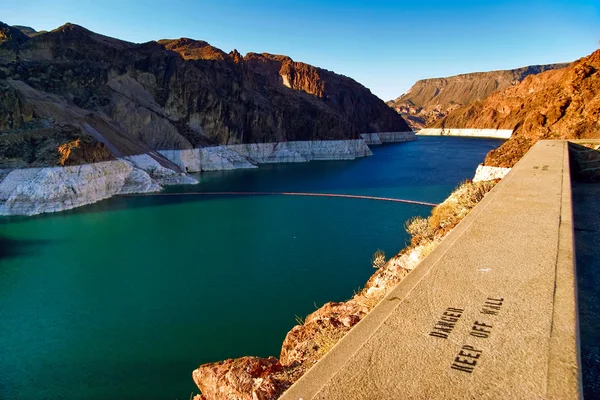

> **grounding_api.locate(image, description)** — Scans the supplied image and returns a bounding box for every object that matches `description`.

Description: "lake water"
[0,137,503,400]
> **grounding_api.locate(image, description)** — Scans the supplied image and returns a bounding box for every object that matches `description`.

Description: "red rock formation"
[432,49,600,167]
[193,357,289,400]
[245,53,411,133]
[158,38,228,61]
[387,63,568,130]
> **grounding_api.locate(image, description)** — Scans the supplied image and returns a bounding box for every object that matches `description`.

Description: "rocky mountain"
[388,63,568,129]
[244,53,405,134]
[431,49,600,167]
[12,25,47,37]
[0,21,409,169]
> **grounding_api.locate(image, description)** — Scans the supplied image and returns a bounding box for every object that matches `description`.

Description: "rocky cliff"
[0,21,409,169]
[0,21,414,215]
[388,63,568,129]
[431,49,600,167]
[244,53,410,134]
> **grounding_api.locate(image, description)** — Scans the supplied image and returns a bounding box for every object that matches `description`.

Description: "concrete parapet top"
[281,140,580,400]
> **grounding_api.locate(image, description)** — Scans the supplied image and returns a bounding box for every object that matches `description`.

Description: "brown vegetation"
[57,139,80,165]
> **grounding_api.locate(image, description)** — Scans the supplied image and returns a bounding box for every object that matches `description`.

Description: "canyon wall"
[0,21,409,171]
[387,63,568,130]
[360,131,416,145]
[224,140,372,163]
[431,49,600,168]
[0,20,414,215]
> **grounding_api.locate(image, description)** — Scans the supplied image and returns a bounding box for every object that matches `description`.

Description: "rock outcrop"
[0,20,414,214]
[0,160,155,215]
[0,21,409,169]
[244,53,411,134]
[472,165,511,182]
[0,155,198,216]
[431,49,600,167]
[388,63,568,130]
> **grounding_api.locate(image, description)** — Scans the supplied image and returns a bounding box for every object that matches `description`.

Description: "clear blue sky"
[1,0,598,100]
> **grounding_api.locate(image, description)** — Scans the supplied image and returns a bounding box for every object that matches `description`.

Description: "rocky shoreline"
[191,167,502,400]
[0,154,196,216]
[0,135,414,216]
[417,128,513,139]
[359,131,416,145]
[473,164,511,182]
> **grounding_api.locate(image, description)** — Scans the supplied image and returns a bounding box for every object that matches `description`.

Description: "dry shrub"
[428,180,496,234]
[459,180,496,209]
[313,325,347,358]
[371,249,386,269]
[428,201,457,233]
[407,180,497,245]
[404,216,432,245]
[353,288,384,311]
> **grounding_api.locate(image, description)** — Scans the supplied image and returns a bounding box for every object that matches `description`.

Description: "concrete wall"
[282,140,580,400]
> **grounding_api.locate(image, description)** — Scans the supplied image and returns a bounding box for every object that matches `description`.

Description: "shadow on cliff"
[0,235,55,261]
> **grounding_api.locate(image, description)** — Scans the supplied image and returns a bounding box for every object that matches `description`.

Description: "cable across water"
[127,191,438,207]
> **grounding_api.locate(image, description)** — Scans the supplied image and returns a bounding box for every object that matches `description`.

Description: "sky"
[1,0,598,100]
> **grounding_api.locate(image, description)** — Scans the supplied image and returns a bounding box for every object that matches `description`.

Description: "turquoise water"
[0,137,503,400]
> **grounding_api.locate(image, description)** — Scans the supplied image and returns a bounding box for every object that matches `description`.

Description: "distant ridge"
[387,63,568,129]
[432,49,600,167]
[11,25,47,37]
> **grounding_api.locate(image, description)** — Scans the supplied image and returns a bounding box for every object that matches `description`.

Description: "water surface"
[0,137,502,400]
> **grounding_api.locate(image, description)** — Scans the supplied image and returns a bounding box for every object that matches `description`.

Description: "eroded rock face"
[245,53,410,134]
[431,49,600,167]
[0,160,160,215]
[193,357,290,400]
[190,249,421,400]
[0,21,408,169]
[191,243,425,400]
[387,63,568,130]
